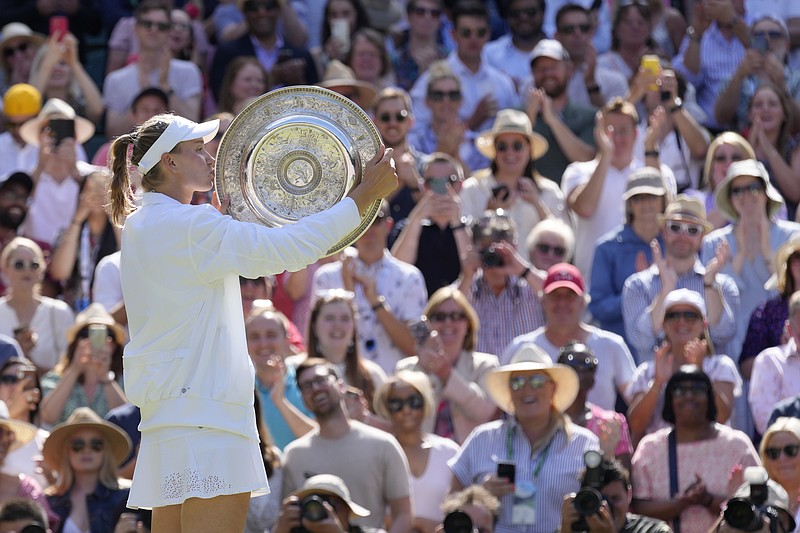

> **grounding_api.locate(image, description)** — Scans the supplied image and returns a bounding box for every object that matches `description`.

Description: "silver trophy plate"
[215,85,382,256]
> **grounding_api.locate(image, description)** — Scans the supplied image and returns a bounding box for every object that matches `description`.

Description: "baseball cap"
[543,263,584,295]
[0,171,33,193]
[623,167,666,200]
[530,39,569,64]
[3,83,41,117]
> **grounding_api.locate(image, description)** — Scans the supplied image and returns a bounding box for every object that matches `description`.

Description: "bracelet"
[371,296,387,312]
[586,84,600,94]
[519,266,531,279]
[644,150,660,158]
[451,222,467,231]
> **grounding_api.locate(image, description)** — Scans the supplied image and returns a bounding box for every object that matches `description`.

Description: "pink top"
[586,403,634,456]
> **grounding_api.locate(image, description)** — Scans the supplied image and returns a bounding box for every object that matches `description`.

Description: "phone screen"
[491,185,509,201]
[497,461,516,483]
[48,118,75,146]
[49,16,69,41]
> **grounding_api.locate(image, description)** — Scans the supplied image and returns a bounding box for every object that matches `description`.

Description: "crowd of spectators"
[2,0,800,532]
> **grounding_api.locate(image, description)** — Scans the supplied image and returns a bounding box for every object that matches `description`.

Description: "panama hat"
[291,474,371,518]
[65,303,127,345]
[714,159,784,222]
[19,98,95,147]
[319,60,378,108]
[657,194,713,234]
[485,344,579,414]
[476,109,548,161]
[42,407,131,470]
[0,23,45,71]
[0,400,37,452]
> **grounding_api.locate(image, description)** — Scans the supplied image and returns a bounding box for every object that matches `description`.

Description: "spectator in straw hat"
[449,344,599,533]
[0,23,44,91]
[622,194,739,364]
[17,98,95,247]
[0,399,58,528]
[42,407,138,533]
[319,59,378,112]
[0,84,41,177]
[701,159,800,362]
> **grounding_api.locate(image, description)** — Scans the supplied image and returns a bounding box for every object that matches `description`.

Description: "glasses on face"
[730,182,765,198]
[672,383,708,398]
[136,19,172,32]
[424,173,460,185]
[752,30,785,41]
[298,374,334,393]
[496,140,525,153]
[664,310,701,323]
[386,394,424,413]
[172,22,192,31]
[534,243,566,257]
[428,90,462,102]
[378,110,408,123]
[457,27,488,39]
[764,444,800,460]
[11,259,40,271]
[411,6,442,17]
[2,41,30,59]
[510,374,551,391]
[0,374,21,386]
[429,311,468,323]
[665,221,703,237]
[244,0,280,12]
[70,438,104,453]
[509,7,539,18]
[558,23,591,35]
[713,152,743,163]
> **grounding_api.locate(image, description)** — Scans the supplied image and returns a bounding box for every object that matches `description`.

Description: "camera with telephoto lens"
[443,510,473,533]
[572,450,606,531]
[290,495,329,533]
[480,245,504,268]
[723,467,794,532]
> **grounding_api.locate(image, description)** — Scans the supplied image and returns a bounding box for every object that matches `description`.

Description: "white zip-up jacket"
[120,192,360,436]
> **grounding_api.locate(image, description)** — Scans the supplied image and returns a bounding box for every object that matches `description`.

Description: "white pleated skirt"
[127,426,270,509]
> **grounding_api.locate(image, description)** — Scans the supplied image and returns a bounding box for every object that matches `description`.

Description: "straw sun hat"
[475,109,549,161]
[42,407,131,470]
[19,98,95,147]
[485,344,579,415]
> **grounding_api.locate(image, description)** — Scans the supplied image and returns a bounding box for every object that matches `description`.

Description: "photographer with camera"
[456,210,546,357]
[273,474,376,533]
[559,459,670,533]
[711,467,796,533]
[440,485,500,533]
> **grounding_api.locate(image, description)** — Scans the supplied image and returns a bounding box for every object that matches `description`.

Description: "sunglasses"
[387,394,424,413]
[411,6,442,17]
[244,0,280,12]
[136,19,172,31]
[378,110,408,123]
[713,153,743,163]
[509,374,551,391]
[664,310,701,323]
[535,243,566,257]
[70,438,104,453]
[672,383,708,397]
[11,259,40,271]
[424,173,460,184]
[665,221,703,237]
[429,311,467,323]
[0,374,21,385]
[764,444,800,460]
[752,30,785,41]
[730,182,764,198]
[558,23,591,35]
[457,27,488,39]
[496,140,525,153]
[298,374,334,393]
[2,41,30,58]
[428,90,462,102]
[509,7,539,18]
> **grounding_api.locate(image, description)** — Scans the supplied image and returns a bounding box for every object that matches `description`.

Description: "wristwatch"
[669,98,683,113]
[686,25,700,42]
[371,296,387,312]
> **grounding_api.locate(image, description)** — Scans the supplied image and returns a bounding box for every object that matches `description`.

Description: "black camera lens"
[480,246,504,268]
[723,498,761,532]
[443,511,473,533]
[300,495,328,522]
[573,487,604,516]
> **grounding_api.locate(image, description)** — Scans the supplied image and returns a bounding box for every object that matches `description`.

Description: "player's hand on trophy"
[348,145,398,213]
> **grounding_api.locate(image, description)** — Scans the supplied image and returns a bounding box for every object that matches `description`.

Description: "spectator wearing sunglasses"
[483,0,547,90]
[758,418,800,521]
[622,195,739,364]
[625,288,741,445]
[390,153,469,297]
[43,407,140,533]
[590,168,667,349]
[554,4,628,110]
[525,218,575,273]
[373,371,460,531]
[715,16,800,133]
[503,263,636,412]
[392,0,451,91]
[750,292,800,435]
[543,0,613,56]
[0,23,44,94]
[0,171,38,297]
[0,237,74,375]
[701,160,800,364]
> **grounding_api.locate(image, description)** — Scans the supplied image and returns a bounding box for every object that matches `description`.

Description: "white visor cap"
[138,116,220,174]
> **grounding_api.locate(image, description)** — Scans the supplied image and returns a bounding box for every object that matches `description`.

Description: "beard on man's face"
[0,208,26,230]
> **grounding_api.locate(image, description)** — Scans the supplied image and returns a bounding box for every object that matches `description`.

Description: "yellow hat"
[3,83,41,117]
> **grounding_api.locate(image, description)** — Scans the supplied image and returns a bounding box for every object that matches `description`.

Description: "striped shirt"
[449,418,600,533]
[621,261,739,364]
[465,274,545,358]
